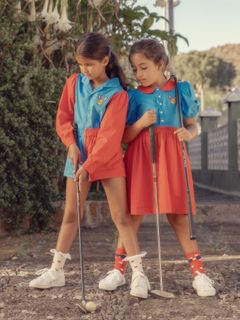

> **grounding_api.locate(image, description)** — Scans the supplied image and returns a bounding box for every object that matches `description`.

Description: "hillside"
[208,44,240,86]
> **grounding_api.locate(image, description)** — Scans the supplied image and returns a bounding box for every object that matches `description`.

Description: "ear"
[157,62,164,71]
[102,56,110,66]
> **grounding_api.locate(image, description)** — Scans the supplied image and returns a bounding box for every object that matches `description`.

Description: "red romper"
[56,73,128,181]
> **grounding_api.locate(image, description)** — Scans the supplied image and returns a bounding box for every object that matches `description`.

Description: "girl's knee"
[167,214,187,228]
[62,209,77,224]
[112,212,130,227]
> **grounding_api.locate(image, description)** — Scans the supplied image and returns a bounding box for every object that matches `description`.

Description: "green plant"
[0,3,67,231]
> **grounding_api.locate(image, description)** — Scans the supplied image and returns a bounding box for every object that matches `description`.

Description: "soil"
[0,187,240,320]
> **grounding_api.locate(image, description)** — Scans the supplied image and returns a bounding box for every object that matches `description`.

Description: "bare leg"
[116,215,144,249]
[99,178,150,297]
[101,177,140,256]
[56,178,91,253]
[166,214,199,255]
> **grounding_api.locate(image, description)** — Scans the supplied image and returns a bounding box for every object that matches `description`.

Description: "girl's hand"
[74,166,89,183]
[138,110,157,128]
[68,143,82,174]
[174,128,193,142]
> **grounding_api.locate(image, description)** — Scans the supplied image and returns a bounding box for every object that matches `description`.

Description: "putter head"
[77,303,87,313]
[151,289,175,299]
[77,300,97,314]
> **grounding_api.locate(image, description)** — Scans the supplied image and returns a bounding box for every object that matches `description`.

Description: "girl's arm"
[122,110,156,144]
[56,73,77,148]
[174,118,199,142]
[56,73,81,173]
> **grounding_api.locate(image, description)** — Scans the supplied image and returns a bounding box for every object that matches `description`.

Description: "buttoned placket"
[155,88,165,125]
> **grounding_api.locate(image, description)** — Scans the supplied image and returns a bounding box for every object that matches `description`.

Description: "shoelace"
[35,268,50,276]
[196,272,215,286]
[106,269,119,277]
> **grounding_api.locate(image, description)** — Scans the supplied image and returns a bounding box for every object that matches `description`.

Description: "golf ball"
[85,301,97,312]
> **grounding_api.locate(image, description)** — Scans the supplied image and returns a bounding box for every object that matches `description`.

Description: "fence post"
[224,89,240,173]
[199,109,222,171]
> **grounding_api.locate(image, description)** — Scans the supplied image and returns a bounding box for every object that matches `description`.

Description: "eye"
[141,67,147,70]
[132,68,137,73]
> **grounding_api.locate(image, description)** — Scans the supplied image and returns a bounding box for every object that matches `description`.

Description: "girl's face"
[130,53,164,87]
[76,55,109,81]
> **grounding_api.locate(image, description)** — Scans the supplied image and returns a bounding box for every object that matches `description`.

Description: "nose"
[136,69,143,80]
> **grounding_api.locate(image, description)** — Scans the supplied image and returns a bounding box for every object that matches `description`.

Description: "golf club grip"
[173,75,196,240]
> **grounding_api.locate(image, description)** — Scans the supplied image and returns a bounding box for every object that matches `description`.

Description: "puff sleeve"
[83,91,128,178]
[179,82,200,119]
[56,73,77,148]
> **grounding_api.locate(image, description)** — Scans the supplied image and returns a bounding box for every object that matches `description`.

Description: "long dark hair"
[76,32,127,89]
[129,39,170,72]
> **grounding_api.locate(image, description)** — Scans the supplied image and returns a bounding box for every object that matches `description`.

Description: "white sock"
[50,249,71,272]
[124,252,146,274]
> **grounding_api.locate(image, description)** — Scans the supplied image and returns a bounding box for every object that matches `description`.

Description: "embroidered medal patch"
[168,95,176,104]
[97,95,108,105]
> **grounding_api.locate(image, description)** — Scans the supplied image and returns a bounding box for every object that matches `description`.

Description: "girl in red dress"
[99,39,216,297]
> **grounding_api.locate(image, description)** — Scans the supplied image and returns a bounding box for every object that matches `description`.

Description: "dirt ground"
[1,188,240,320]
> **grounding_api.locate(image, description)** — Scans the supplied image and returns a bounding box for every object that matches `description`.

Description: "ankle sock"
[185,251,205,276]
[50,249,71,272]
[125,252,146,274]
[114,248,127,274]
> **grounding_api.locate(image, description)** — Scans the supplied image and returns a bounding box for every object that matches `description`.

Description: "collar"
[138,79,175,94]
[81,74,121,91]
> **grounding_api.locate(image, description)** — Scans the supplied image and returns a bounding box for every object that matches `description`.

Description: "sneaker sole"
[192,285,216,297]
[98,279,126,291]
[195,290,216,297]
[130,290,148,299]
[29,282,65,289]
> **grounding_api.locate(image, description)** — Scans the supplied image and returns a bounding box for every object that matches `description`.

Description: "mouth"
[139,79,147,83]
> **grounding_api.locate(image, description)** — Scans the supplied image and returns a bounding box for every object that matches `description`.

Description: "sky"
[138,0,240,53]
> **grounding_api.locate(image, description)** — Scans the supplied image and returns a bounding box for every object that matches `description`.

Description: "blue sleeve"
[126,90,137,125]
[179,82,200,119]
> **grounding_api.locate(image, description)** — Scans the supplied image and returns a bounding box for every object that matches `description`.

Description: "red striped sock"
[185,251,205,277]
[114,248,127,274]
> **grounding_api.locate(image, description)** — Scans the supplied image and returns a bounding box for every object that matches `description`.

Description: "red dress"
[125,81,198,215]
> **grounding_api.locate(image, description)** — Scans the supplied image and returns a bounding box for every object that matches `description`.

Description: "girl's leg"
[29,178,91,289]
[167,214,216,296]
[100,178,150,298]
[114,216,144,273]
[99,215,143,290]
[56,178,91,253]
[167,214,199,256]
[101,177,140,256]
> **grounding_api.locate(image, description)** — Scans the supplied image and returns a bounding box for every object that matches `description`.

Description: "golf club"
[172,75,196,240]
[76,180,97,313]
[149,126,175,299]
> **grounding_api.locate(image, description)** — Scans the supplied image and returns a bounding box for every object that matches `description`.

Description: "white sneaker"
[130,271,150,299]
[29,268,65,289]
[192,272,216,297]
[99,269,126,291]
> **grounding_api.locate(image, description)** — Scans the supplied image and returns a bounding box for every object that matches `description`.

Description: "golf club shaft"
[150,126,164,292]
[76,181,86,301]
[173,75,196,240]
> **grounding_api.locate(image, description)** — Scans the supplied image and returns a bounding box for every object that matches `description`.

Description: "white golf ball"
[85,301,97,312]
